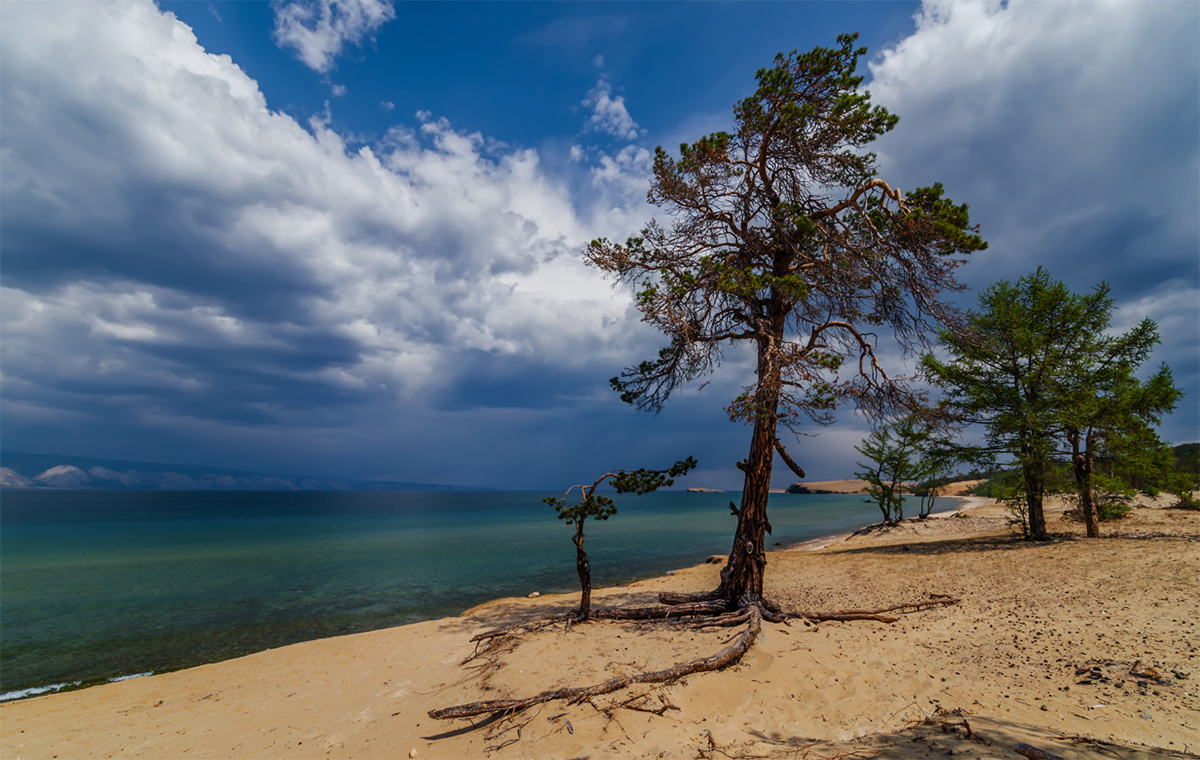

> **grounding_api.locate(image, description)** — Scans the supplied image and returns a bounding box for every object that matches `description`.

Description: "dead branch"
[607,691,680,716]
[791,596,959,624]
[463,617,567,664]
[773,439,806,479]
[429,606,762,720]
[1013,744,1066,760]
[482,703,542,745]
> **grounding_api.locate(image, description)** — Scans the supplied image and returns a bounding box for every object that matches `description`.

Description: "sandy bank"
[3,496,1197,759]
[784,477,985,496]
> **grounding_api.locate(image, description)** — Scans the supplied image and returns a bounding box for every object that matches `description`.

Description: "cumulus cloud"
[272,0,395,73]
[868,0,1199,444]
[0,0,647,446]
[2,0,1193,486]
[869,0,1197,292]
[583,78,642,142]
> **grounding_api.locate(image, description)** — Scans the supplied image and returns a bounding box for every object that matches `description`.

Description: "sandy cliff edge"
[3,495,1197,759]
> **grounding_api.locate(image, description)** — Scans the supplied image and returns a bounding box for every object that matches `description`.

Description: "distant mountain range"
[0,451,488,492]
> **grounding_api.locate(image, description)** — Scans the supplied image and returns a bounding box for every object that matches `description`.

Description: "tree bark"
[573,523,591,620]
[1020,438,1049,540]
[1070,429,1100,538]
[715,323,784,607]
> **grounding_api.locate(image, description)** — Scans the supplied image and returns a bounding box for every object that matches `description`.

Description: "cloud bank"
[0,0,662,483]
[0,0,1195,487]
[868,0,1199,446]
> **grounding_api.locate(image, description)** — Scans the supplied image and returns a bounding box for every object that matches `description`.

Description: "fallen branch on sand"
[793,596,961,625]
[1013,743,1066,760]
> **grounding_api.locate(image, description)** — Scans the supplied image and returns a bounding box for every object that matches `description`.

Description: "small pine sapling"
[545,457,696,621]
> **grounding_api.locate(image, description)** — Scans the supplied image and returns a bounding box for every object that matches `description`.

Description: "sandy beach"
[3,494,1196,759]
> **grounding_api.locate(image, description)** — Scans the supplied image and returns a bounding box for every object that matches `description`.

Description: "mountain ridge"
[0,451,488,492]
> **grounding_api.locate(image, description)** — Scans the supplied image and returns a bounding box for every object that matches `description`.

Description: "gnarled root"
[657,589,724,605]
[590,599,729,620]
[429,606,762,720]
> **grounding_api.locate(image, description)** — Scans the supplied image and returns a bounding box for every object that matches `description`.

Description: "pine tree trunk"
[574,524,592,620]
[1075,430,1099,538]
[1026,468,1048,540]
[716,330,782,608]
[1020,441,1049,540]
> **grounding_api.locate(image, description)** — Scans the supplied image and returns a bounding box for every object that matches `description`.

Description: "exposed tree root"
[658,590,782,614]
[428,605,762,719]
[429,593,960,721]
[690,609,755,628]
[461,616,569,664]
[658,589,724,605]
[591,599,729,619]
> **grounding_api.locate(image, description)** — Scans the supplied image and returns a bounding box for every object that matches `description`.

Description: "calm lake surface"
[0,489,958,698]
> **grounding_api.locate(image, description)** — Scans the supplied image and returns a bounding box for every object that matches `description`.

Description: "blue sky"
[1,0,1197,489]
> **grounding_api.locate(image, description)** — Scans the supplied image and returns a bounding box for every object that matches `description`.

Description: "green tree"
[545,458,696,620]
[855,415,959,523]
[587,34,985,615]
[913,433,959,519]
[1061,351,1180,535]
[922,268,1179,540]
[855,417,921,523]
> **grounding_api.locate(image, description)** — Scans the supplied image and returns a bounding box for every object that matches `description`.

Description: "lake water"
[0,489,958,699]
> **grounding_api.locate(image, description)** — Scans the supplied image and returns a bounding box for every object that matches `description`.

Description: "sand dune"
[3,496,1196,759]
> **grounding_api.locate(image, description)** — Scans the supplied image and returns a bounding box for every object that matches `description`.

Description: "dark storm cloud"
[868,0,1199,445]
[2,0,1194,488]
[0,0,649,471]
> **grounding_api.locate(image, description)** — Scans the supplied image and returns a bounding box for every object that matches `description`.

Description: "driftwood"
[429,606,762,719]
[792,597,960,624]
[1013,744,1066,760]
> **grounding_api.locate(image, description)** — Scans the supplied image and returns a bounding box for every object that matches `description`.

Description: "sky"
[1,0,1197,490]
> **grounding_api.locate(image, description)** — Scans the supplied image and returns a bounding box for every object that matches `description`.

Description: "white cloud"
[0,0,648,434]
[867,0,1199,445]
[589,145,653,229]
[867,0,1197,289]
[582,78,642,142]
[272,0,395,73]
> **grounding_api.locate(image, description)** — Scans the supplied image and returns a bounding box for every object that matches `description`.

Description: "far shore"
[3,490,1196,759]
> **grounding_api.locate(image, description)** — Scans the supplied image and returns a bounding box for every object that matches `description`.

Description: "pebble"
[527,592,541,598]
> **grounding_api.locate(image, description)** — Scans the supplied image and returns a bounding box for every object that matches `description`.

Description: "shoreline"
[784,493,980,552]
[0,491,969,703]
[4,494,1196,759]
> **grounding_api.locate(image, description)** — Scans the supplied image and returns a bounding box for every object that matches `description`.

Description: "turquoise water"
[0,490,957,698]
